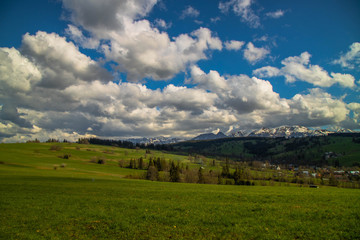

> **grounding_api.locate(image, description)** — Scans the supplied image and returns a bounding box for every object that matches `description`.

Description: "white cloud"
[0,47,41,92]
[219,0,260,28]
[21,31,111,89]
[65,24,100,49]
[253,52,356,88]
[101,25,222,81]
[190,65,229,92]
[330,73,356,88]
[210,16,221,23]
[1,1,359,142]
[180,6,200,19]
[266,10,285,19]
[190,66,289,114]
[243,42,270,64]
[289,88,349,125]
[62,0,158,38]
[153,19,171,29]
[252,66,280,78]
[62,0,222,82]
[224,40,245,51]
[333,42,360,69]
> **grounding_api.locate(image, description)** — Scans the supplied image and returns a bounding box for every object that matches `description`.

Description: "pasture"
[0,143,359,239]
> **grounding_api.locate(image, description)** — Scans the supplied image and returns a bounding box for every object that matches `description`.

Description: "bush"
[50,145,63,151]
[97,158,106,164]
[59,154,71,159]
[146,166,159,181]
[225,179,235,185]
[90,156,106,164]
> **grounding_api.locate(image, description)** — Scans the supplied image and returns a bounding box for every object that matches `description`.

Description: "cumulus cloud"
[180,6,200,19]
[253,52,356,88]
[190,66,356,130]
[252,66,280,78]
[0,0,359,142]
[65,24,100,49]
[333,42,360,69]
[0,47,41,92]
[219,0,260,28]
[0,104,33,128]
[62,0,222,82]
[288,88,349,125]
[0,53,358,142]
[21,31,111,89]
[190,66,289,114]
[224,40,245,51]
[190,65,229,92]
[101,25,222,81]
[266,10,285,19]
[62,0,158,37]
[243,42,270,64]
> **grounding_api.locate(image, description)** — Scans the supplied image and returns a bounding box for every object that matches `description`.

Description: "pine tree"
[170,161,180,182]
[148,158,154,169]
[138,157,144,170]
[222,159,230,178]
[198,167,205,184]
[233,167,242,185]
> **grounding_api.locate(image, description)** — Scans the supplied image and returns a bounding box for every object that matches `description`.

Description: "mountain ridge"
[123,126,357,145]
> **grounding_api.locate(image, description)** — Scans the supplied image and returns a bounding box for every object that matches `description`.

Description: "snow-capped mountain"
[126,126,357,145]
[192,132,228,141]
[231,125,335,138]
[125,136,184,145]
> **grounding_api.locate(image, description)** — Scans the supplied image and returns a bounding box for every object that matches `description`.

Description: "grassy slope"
[0,143,359,239]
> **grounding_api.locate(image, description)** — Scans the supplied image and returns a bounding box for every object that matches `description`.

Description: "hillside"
[0,143,359,239]
[170,133,360,167]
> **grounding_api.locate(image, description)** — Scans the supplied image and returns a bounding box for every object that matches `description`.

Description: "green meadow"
[0,143,359,239]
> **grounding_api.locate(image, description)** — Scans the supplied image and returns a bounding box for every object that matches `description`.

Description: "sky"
[0,0,360,142]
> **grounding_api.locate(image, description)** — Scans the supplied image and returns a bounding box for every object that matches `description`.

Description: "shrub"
[50,145,63,151]
[59,154,71,159]
[90,156,106,164]
[225,179,235,185]
[146,166,159,181]
[97,158,106,164]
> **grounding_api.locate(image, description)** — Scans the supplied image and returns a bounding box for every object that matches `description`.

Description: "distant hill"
[171,133,360,167]
[192,132,228,141]
[125,136,183,145]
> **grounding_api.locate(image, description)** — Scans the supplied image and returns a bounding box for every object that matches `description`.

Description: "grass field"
[1,143,359,239]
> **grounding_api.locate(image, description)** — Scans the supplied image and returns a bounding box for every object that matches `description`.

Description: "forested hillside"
[170,134,360,167]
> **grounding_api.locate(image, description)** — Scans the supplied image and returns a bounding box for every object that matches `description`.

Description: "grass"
[0,143,360,239]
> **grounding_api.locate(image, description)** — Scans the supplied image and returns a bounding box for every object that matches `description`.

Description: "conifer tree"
[198,167,205,184]
[138,157,144,170]
[170,161,180,182]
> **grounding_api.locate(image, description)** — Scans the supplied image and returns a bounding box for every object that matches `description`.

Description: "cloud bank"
[0,0,359,142]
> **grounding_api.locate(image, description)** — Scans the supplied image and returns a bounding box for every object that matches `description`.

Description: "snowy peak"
[231,126,337,138]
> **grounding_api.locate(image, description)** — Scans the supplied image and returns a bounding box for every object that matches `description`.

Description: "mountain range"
[231,125,337,138]
[124,126,357,145]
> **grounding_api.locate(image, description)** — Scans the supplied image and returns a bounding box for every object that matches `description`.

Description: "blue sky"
[0,0,359,142]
